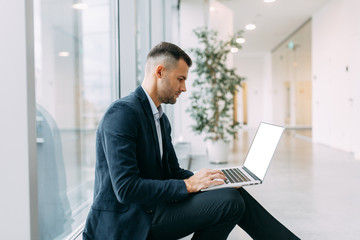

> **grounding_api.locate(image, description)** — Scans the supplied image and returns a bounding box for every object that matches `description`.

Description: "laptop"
[201,122,285,191]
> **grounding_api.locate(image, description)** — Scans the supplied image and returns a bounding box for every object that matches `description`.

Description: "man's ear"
[155,65,165,79]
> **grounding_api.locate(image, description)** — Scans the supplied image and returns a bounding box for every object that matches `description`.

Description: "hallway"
[186,129,360,239]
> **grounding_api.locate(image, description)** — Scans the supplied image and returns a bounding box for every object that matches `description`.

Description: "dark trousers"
[148,188,299,240]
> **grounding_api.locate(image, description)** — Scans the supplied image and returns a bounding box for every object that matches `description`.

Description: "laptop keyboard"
[221,168,251,184]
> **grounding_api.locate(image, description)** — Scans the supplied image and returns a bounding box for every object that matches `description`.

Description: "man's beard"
[158,78,178,104]
[158,92,177,104]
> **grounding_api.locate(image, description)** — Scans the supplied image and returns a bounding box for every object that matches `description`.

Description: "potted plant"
[188,27,245,163]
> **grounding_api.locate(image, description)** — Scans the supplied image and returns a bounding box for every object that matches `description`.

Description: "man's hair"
[146,42,192,69]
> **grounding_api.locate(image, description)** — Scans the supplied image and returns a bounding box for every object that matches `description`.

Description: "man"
[83,42,299,240]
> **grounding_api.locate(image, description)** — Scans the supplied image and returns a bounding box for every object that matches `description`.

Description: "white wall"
[208,0,233,46]
[0,1,38,239]
[312,0,360,158]
[234,53,273,129]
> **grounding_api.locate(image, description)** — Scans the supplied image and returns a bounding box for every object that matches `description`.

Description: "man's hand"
[184,168,227,193]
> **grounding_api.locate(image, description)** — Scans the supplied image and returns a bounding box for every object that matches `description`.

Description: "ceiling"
[220,0,331,54]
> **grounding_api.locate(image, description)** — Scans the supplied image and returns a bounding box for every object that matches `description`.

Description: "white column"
[0,0,38,239]
[119,1,137,97]
[150,0,165,46]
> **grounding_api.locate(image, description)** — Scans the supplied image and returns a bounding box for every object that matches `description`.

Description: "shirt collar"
[142,86,163,120]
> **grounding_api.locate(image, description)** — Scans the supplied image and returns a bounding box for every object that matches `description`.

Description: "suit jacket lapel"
[135,87,162,165]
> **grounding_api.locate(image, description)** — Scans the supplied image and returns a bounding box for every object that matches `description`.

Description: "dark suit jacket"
[83,86,193,240]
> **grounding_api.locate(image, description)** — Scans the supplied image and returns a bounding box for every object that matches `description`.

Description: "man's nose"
[180,81,186,92]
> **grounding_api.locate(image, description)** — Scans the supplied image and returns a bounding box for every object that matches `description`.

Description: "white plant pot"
[206,140,229,164]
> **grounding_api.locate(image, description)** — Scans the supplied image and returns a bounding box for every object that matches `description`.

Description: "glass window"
[33,0,118,239]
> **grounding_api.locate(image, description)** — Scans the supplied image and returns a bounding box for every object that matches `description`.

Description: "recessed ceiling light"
[58,51,70,57]
[231,47,239,53]
[264,0,276,3]
[72,3,88,10]
[236,38,246,44]
[245,24,256,30]
[210,6,216,12]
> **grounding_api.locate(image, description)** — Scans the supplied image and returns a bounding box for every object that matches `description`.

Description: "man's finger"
[211,179,225,186]
[213,173,227,180]
[209,169,223,174]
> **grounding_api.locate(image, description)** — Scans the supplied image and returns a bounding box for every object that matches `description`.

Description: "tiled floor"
[182,129,360,240]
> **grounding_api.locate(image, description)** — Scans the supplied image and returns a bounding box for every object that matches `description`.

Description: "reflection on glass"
[33,0,118,239]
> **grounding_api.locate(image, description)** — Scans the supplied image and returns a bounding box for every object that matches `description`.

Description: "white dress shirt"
[142,86,163,158]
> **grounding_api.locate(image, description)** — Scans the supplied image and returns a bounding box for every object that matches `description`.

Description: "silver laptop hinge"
[242,166,261,182]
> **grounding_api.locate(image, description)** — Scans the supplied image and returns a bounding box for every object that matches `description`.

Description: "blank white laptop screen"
[244,123,284,181]
[201,122,285,191]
